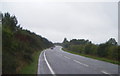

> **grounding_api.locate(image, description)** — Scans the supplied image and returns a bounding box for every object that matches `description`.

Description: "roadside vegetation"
[62,38,120,65]
[2,12,54,74]
[20,51,41,74]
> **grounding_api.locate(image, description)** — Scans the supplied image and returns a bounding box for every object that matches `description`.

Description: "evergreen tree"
[106,38,117,45]
[63,38,68,43]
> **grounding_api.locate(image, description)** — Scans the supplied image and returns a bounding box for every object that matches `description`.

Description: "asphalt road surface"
[37,46,119,75]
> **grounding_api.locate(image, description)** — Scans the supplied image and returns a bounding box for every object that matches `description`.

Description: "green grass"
[62,48,120,65]
[20,51,41,74]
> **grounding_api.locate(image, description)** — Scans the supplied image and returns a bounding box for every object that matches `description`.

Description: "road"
[38,46,119,75]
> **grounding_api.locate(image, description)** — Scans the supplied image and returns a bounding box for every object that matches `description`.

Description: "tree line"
[62,38,119,63]
[2,13,54,74]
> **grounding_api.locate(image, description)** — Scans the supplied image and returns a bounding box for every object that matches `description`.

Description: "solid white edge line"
[101,71,112,76]
[101,71,109,74]
[37,51,44,74]
[44,50,56,75]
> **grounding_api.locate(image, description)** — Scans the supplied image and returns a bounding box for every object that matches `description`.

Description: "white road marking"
[58,54,62,56]
[101,71,112,76]
[64,56,70,59]
[44,51,56,75]
[73,60,89,67]
[59,54,62,56]
[37,51,44,74]
[56,54,62,57]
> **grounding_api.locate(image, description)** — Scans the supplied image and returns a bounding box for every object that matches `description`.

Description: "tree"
[106,38,117,45]
[97,43,109,57]
[84,44,91,54]
[63,38,68,43]
[70,39,91,45]
[62,38,69,48]
[2,12,18,31]
[107,45,118,60]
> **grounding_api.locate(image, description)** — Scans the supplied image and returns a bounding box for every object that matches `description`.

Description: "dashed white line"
[44,51,56,76]
[101,71,112,76]
[59,54,62,56]
[56,54,62,57]
[64,56,70,59]
[73,60,89,67]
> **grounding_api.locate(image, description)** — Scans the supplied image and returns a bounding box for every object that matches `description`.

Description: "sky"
[0,0,119,44]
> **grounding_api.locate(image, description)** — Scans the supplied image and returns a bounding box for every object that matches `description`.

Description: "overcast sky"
[1,0,119,44]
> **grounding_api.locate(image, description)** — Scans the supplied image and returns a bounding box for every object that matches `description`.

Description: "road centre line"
[73,60,89,67]
[44,50,56,76]
[64,56,71,59]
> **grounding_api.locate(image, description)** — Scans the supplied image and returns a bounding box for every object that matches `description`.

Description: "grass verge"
[20,51,41,74]
[62,48,120,65]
